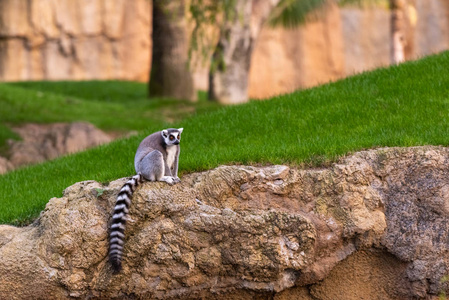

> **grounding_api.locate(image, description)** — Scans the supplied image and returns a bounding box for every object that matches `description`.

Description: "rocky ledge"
[1,146,449,299]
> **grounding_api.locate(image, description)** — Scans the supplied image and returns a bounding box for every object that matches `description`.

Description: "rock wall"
[248,0,449,98]
[415,0,449,56]
[248,2,345,99]
[340,6,391,75]
[2,146,449,299]
[0,0,151,81]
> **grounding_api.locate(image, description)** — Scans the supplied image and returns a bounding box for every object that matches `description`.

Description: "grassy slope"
[0,81,217,145]
[1,81,154,131]
[1,52,449,224]
[181,51,449,169]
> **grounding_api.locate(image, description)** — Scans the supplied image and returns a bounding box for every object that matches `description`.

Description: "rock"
[0,157,13,175]
[2,146,449,299]
[0,0,31,36]
[0,0,151,82]
[43,40,73,80]
[0,38,28,81]
[7,122,112,168]
[249,1,345,99]
[246,0,449,99]
[30,0,59,39]
[415,0,449,56]
[102,0,126,39]
[340,7,390,74]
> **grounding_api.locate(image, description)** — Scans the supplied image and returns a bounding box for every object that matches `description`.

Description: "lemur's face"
[161,128,183,146]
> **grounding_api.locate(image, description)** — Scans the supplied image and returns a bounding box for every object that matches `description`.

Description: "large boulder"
[7,122,112,168]
[1,146,449,299]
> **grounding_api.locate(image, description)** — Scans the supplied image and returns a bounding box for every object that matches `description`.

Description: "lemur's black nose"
[174,140,180,145]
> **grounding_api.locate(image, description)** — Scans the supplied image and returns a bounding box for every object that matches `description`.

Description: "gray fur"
[134,128,183,184]
[109,128,183,273]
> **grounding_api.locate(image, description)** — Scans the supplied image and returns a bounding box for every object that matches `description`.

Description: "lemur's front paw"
[173,177,181,184]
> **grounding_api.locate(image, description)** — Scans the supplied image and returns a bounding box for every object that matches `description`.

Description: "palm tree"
[149,0,197,101]
[208,0,328,104]
[390,0,406,63]
[389,0,416,64]
[150,0,418,104]
[150,0,331,104]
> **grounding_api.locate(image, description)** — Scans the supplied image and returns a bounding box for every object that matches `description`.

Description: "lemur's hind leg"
[136,150,174,185]
[136,150,164,181]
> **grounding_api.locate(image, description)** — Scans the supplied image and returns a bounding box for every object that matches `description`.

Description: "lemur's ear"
[178,128,184,134]
[161,130,168,137]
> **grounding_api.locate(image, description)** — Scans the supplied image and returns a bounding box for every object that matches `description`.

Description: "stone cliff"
[1,146,449,299]
[0,0,151,82]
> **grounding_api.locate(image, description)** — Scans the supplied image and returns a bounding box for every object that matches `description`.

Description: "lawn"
[0,81,217,151]
[1,51,449,224]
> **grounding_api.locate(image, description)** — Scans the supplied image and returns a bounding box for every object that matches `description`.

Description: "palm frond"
[337,0,388,8]
[268,0,328,28]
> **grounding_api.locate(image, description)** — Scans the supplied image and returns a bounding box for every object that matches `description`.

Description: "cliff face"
[0,0,151,82]
[1,146,449,299]
[248,0,449,99]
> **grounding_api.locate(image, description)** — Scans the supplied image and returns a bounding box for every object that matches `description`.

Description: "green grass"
[0,124,20,156]
[1,51,449,224]
[8,80,149,103]
[0,81,217,140]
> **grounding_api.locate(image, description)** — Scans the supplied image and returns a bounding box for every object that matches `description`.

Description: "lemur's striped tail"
[109,173,143,273]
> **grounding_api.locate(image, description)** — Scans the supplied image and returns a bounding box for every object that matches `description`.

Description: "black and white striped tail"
[109,173,143,273]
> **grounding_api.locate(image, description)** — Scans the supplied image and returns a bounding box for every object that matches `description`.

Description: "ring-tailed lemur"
[109,128,183,272]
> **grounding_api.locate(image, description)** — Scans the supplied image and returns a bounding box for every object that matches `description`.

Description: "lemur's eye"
[177,135,180,140]
[169,135,174,140]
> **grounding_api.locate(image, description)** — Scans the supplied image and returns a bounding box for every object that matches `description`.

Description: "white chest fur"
[166,146,177,169]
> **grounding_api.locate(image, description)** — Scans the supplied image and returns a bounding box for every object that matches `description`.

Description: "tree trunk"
[390,0,416,64]
[149,0,197,101]
[403,0,416,60]
[390,0,406,64]
[209,0,281,104]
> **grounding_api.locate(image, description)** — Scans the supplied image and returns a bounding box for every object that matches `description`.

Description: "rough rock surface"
[6,122,112,169]
[249,1,345,99]
[0,0,151,82]
[247,0,449,99]
[2,146,449,299]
